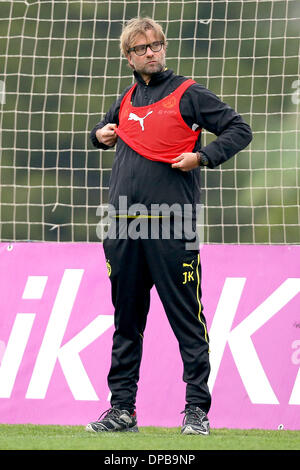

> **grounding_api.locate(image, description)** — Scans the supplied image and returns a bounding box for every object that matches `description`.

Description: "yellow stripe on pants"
[196,253,209,345]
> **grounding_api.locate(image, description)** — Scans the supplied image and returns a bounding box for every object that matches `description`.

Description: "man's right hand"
[96,123,118,147]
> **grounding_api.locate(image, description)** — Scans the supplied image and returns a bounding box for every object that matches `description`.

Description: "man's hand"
[96,123,118,147]
[171,153,198,171]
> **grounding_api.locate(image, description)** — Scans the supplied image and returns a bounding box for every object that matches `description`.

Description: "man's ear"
[126,54,134,70]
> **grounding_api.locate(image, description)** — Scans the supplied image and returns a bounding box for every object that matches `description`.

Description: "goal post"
[0,0,299,243]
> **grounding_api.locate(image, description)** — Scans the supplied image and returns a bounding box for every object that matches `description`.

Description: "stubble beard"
[135,58,166,79]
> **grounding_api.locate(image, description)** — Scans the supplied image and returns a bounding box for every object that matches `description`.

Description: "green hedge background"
[0,0,299,243]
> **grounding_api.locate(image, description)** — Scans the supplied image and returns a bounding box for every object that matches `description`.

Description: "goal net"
[0,0,299,243]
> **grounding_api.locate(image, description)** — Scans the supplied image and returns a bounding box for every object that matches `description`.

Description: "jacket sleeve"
[90,86,131,149]
[183,83,253,168]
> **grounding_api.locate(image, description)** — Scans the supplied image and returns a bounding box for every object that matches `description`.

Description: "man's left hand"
[171,153,198,171]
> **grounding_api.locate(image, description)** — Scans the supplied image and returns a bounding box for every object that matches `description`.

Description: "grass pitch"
[0,424,299,451]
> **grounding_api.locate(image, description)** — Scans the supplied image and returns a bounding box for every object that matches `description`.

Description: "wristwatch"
[196,151,209,167]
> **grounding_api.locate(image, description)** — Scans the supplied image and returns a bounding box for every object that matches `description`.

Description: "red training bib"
[115,79,201,164]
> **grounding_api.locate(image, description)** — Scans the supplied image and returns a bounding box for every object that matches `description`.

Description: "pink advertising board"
[0,242,299,430]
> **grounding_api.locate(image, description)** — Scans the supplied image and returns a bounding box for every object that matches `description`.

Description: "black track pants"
[103,218,211,414]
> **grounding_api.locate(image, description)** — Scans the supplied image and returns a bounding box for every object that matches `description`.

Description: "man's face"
[127,29,166,83]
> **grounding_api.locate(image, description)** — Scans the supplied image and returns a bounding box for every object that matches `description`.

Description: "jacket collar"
[134,68,174,86]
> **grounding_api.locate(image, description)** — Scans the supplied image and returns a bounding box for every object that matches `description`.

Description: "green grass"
[0,424,299,450]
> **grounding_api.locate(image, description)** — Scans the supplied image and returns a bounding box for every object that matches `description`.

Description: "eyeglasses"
[128,41,165,56]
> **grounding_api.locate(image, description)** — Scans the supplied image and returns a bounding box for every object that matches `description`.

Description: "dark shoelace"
[97,407,122,422]
[181,408,206,425]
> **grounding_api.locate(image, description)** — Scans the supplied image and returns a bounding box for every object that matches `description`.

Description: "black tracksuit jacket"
[90,68,253,214]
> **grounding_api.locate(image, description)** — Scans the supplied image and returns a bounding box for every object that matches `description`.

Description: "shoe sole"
[181,425,210,435]
[85,423,139,433]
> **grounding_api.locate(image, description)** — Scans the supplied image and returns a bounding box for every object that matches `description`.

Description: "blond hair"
[120,17,167,57]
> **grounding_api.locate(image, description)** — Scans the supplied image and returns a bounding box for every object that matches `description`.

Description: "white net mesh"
[0,0,299,243]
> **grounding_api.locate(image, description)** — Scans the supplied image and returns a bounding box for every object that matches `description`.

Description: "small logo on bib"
[128,111,153,131]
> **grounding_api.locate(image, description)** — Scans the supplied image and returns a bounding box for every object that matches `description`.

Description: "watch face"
[201,155,209,166]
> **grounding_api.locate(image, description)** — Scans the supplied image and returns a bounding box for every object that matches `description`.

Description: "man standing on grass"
[86,17,252,435]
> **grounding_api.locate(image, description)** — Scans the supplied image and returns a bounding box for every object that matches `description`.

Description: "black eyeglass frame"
[128,41,165,56]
